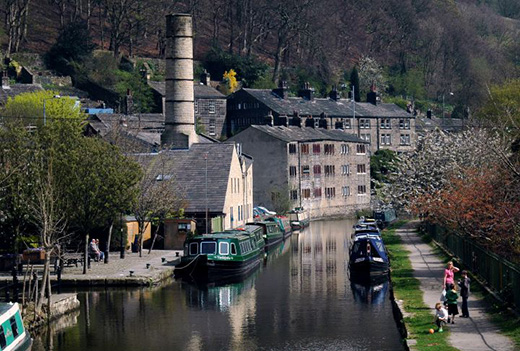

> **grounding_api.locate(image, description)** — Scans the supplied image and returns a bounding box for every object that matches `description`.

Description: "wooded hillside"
[1,0,520,111]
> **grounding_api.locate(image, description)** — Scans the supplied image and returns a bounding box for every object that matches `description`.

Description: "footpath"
[396,220,514,351]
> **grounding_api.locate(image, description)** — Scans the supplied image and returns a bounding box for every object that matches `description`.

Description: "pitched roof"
[138,143,236,213]
[240,88,412,118]
[0,83,44,105]
[247,125,369,143]
[148,81,225,99]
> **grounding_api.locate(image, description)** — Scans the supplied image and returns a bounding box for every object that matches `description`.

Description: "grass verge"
[384,221,458,351]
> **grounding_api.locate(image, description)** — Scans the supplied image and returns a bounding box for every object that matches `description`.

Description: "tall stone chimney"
[1,71,9,89]
[162,14,197,149]
[367,82,378,105]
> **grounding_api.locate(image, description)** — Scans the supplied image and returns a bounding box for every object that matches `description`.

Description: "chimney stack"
[162,14,197,149]
[200,69,211,86]
[265,111,274,126]
[298,82,314,101]
[2,72,9,89]
[319,112,328,129]
[272,80,289,99]
[367,82,378,105]
[329,85,340,101]
[125,89,133,115]
[291,111,302,127]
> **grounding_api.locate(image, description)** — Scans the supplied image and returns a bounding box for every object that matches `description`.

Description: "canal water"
[35,219,404,351]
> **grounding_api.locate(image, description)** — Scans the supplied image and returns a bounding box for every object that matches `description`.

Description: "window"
[359,119,371,128]
[302,189,311,198]
[219,242,229,255]
[380,118,391,129]
[290,190,298,200]
[209,119,216,136]
[357,164,367,174]
[341,144,349,154]
[313,144,321,154]
[399,119,410,129]
[0,326,5,349]
[313,165,321,175]
[201,242,217,254]
[314,188,322,197]
[400,134,411,145]
[325,187,336,198]
[231,243,237,255]
[381,133,392,145]
[360,134,371,143]
[209,101,216,114]
[189,242,198,255]
[342,186,350,196]
[358,185,367,195]
[342,164,350,175]
[325,165,335,176]
[238,205,241,221]
[289,144,297,154]
[302,165,310,177]
[301,144,309,154]
[289,166,297,177]
[178,223,191,231]
[356,144,367,154]
[324,144,335,155]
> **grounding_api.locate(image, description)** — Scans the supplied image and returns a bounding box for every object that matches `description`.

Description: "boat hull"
[175,254,261,280]
[349,257,389,275]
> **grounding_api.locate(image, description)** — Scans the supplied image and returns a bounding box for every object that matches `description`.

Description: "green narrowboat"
[0,303,32,351]
[249,220,284,249]
[174,231,263,279]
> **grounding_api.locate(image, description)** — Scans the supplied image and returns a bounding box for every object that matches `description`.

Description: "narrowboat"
[353,217,380,235]
[289,208,310,230]
[0,303,32,351]
[174,231,263,279]
[349,232,390,275]
[373,208,397,229]
[264,216,292,239]
[249,220,284,249]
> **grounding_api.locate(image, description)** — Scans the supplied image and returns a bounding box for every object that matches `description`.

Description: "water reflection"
[350,274,390,305]
[41,218,403,351]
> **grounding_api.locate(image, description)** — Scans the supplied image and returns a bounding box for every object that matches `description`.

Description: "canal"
[35,219,404,351]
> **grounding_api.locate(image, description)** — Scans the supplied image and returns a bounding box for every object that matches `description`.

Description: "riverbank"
[386,220,517,351]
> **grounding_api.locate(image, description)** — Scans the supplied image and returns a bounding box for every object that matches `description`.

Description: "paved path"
[396,221,514,351]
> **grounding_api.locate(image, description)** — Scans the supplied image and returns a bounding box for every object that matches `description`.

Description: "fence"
[424,223,520,313]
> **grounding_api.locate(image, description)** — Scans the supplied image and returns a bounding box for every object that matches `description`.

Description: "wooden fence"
[424,223,520,313]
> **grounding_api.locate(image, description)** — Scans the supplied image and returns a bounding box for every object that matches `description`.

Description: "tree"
[132,153,187,257]
[2,0,31,56]
[349,67,360,102]
[370,149,398,186]
[221,69,238,95]
[45,20,95,76]
[358,56,387,99]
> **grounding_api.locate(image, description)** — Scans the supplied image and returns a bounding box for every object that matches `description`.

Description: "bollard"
[146,263,150,269]
[176,252,179,257]
[129,270,134,277]
[88,255,91,269]
[161,258,166,263]
[57,266,62,294]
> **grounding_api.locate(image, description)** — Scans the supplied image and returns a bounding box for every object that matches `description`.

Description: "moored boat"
[174,231,263,279]
[0,302,32,351]
[249,220,284,249]
[349,232,389,275]
[289,207,310,230]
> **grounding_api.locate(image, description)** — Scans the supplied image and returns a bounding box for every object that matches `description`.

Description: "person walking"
[443,261,460,290]
[445,283,459,324]
[458,270,471,318]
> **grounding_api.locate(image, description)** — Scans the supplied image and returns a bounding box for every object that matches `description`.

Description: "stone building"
[226,83,416,153]
[0,72,43,106]
[228,123,371,219]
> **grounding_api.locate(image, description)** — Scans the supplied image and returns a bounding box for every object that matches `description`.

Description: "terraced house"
[227,83,416,153]
[228,121,371,219]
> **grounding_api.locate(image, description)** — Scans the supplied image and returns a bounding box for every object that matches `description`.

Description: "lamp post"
[442,92,454,118]
[43,95,62,125]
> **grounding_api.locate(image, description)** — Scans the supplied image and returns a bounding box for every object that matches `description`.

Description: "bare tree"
[3,0,31,57]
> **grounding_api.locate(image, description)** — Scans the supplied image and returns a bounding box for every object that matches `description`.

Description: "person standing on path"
[443,261,460,290]
[445,284,459,324]
[458,270,471,318]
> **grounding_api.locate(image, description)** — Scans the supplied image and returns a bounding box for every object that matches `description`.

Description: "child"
[434,302,448,332]
[445,283,459,324]
[458,270,471,318]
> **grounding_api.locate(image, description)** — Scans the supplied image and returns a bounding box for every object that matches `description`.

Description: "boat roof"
[192,232,251,240]
[353,233,383,241]
[0,303,19,324]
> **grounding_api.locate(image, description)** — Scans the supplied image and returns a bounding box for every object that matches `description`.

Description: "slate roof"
[415,116,465,134]
[248,125,369,144]
[239,89,412,118]
[0,83,44,105]
[148,81,225,99]
[138,143,237,213]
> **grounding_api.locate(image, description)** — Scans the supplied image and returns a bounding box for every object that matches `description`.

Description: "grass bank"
[384,221,457,351]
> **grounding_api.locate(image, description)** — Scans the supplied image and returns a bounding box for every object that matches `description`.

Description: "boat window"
[231,243,237,255]
[10,316,19,338]
[189,242,199,255]
[219,242,229,255]
[0,326,6,349]
[201,242,217,254]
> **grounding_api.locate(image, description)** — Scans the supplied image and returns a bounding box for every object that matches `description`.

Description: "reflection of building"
[228,125,370,218]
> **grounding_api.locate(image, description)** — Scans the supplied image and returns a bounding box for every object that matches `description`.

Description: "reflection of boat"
[349,232,389,275]
[0,302,32,351]
[350,274,389,305]
[289,208,310,230]
[174,231,263,279]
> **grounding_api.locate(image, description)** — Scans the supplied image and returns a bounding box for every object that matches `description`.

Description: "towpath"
[396,220,514,351]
